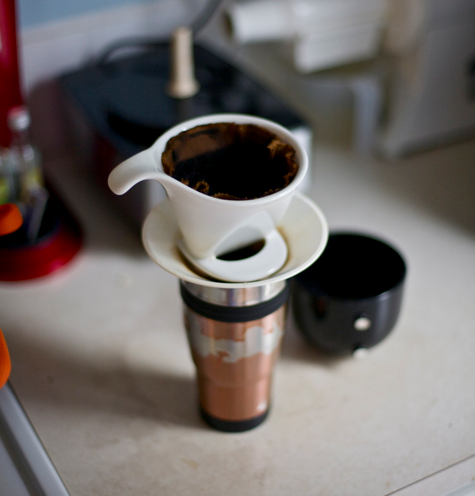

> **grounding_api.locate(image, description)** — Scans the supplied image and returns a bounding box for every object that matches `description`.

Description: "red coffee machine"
[0,0,23,147]
[0,0,83,281]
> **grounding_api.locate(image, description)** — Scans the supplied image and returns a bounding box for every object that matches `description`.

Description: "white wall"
[18,0,207,156]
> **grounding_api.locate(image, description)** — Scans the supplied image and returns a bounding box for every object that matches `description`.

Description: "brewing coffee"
[161,123,298,200]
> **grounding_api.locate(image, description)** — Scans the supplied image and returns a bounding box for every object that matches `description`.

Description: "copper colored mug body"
[180,280,289,432]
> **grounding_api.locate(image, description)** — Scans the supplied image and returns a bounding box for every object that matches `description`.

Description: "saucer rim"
[142,191,328,289]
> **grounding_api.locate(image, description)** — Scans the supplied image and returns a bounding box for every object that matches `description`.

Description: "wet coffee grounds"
[161,123,298,200]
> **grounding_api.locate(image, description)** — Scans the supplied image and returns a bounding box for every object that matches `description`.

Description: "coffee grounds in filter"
[161,123,298,200]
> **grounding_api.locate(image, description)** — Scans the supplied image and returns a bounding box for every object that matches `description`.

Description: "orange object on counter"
[0,329,11,388]
[0,203,23,235]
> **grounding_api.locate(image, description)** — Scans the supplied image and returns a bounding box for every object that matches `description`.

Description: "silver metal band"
[180,279,287,307]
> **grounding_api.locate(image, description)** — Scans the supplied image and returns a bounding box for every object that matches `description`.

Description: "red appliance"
[0,0,23,147]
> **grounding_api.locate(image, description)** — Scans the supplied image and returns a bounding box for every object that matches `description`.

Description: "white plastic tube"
[167,27,200,99]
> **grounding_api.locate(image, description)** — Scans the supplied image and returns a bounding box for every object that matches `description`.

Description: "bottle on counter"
[7,106,48,243]
[7,106,43,199]
[0,148,16,204]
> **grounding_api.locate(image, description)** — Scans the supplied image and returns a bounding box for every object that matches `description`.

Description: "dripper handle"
[108,148,165,195]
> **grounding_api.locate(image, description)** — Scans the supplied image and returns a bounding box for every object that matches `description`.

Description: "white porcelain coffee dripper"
[108,114,308,282]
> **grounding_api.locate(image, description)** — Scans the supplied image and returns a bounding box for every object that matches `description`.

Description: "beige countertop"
[1,126,475,495]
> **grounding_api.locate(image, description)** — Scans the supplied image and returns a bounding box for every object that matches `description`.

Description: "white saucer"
[142,191,328,289]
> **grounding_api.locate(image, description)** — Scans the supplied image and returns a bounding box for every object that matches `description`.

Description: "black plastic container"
[292,233,406,355]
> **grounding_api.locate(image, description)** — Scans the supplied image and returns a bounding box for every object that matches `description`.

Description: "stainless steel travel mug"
[180,280,290,432]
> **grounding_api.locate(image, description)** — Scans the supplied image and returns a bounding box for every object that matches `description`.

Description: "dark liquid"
[162,123,298,200]
[217,239,265,261]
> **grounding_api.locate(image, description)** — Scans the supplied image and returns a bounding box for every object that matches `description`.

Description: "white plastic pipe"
[167,27,200,99]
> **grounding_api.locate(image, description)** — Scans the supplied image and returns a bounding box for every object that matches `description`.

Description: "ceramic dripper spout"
[108,147,171,195]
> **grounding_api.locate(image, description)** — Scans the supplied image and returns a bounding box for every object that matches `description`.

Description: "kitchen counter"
[1,71,475,494]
